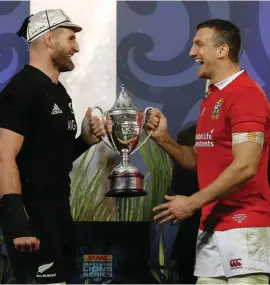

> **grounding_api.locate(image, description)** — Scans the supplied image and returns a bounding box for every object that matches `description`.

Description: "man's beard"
[51,50,75,73]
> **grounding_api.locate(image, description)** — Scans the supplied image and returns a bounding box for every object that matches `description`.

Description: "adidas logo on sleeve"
[51,103,63,115]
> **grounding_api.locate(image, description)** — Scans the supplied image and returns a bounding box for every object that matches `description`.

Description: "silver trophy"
[93,85,154,197]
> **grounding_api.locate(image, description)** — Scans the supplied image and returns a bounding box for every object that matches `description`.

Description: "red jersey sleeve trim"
[231,121,265,133]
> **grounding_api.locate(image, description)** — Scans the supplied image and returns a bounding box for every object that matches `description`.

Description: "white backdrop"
[31,0,117,197]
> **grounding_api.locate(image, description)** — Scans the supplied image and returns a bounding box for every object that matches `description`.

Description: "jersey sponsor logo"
[195,129,214,148]
[211,98,224,120]
[68,119,76,131]
[230,258,242,269]
[51,103,63,115]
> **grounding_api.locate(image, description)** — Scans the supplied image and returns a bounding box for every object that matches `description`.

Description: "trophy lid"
[110,85,141,112]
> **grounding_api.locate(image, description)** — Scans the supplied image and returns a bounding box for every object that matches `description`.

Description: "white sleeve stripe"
[232,132,264,146]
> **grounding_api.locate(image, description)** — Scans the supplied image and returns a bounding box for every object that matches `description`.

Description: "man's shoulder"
[3,66,29,88]
[227,73,267,103]
[2,66,35,93]
[237,72,265,94]
[0,65,51,100]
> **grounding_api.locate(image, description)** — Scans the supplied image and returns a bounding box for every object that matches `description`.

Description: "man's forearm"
[0,159,22,195]
[0,159,36,240]
[191,160,256,208]
[155,135,197,170]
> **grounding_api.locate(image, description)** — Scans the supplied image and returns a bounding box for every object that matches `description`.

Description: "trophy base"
[106,173,147,198]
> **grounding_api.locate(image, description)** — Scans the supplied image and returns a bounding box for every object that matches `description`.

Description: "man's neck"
[210,63,240,85]
[29,56,60,84]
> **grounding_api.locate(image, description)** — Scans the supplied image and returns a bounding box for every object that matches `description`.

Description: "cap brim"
[60,22,82,33]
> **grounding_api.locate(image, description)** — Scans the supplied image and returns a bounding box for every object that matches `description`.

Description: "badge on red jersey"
[211,98,224,120]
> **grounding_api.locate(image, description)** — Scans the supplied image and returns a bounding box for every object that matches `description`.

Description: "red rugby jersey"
[196,71,270,231]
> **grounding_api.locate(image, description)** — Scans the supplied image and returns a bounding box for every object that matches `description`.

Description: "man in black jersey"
[0,9,110,284]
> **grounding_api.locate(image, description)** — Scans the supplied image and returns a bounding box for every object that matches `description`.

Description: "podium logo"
[84,255,112,262]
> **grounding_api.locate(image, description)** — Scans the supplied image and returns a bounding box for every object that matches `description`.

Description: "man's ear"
[43,32,54,49]
[217,44,230,59]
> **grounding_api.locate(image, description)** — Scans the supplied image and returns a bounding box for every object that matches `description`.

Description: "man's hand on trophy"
[81,107,106,145]
[145,108,168,141]
[105,114,113,134]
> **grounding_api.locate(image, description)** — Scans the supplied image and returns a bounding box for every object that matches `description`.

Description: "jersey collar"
[215,70,245,90]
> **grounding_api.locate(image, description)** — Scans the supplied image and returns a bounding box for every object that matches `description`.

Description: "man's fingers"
[104,116,112,133]
[146,115,160,132]
[148,115,160,123]
[18,243,25,252]
[149,109,157,116]
[148,116,160,126]
[147,120,159,128]
[149,108,161,117]
[95,130,106,138]
[30,242,35,252]
[20,244,25,252]
[165,195,177,201]
[31,239,39,252]
[160,214,175,224]
[13,237,40,252]
[26,240,34,252]
[92,125,106,135]
[31,238,40,251]
[153,209,171,221]
[85,107,92,118]
[145,122,158,131]
[14,243,19,251]
[90,119,103,130]
[89,116,100,126]
[34,238,40,251]
[105,115,112,124]
[153,202,169,212]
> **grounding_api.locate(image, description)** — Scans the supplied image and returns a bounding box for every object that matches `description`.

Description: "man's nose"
[189,44,198,58]
[74,41,80,53]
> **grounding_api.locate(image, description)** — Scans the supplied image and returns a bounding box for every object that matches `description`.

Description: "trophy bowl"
[93,85,154,198]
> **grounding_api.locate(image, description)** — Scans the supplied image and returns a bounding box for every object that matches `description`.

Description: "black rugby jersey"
[0,65,89,205]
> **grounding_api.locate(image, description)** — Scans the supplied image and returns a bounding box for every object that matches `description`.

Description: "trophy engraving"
[92,85,154,197]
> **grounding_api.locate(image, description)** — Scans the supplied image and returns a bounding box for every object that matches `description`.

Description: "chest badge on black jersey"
[211,98,224,120]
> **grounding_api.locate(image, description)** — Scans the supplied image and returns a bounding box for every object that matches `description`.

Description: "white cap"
[26,9,82,43]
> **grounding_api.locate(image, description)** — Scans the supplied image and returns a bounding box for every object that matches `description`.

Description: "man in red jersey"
[146,19,270,284]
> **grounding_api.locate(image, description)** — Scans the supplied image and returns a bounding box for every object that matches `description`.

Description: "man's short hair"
[196,19,241,63]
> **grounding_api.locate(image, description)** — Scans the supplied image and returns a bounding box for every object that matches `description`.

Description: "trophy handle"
[130,107,154,155]
[91,106,120,155]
